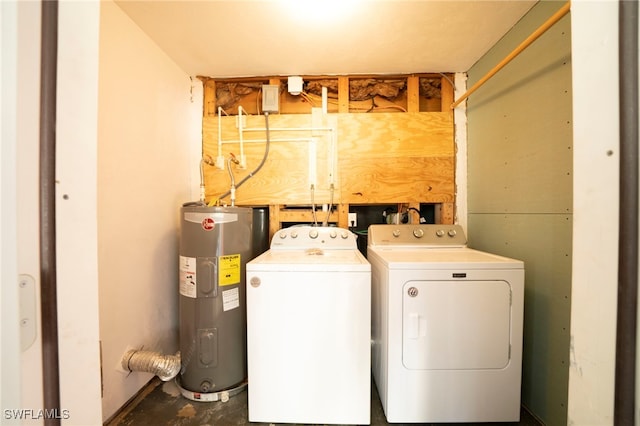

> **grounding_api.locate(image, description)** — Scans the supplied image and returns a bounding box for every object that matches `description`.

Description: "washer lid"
[368,247,523,270]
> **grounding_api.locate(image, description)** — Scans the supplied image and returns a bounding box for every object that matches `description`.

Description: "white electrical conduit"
[237,106,246,168]
[121,349,181,382]
[241,127,335,133]
[328,128,336,185]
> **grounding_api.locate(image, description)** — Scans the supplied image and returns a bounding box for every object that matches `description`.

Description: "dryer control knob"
[290,230,298,238]
[447,229,457,237]
[392,229,401,238]
[413,229,424,238]
[436,229,445,237]
[341,231,349,239]
[329,230,337,239]
[279,232,287,239]
[309,229,319,239]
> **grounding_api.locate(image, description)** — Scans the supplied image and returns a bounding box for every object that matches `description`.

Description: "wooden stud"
[269,205,281,241]
[408,202,421,224]
[338,204,349,228]
[277,208,339,224]
[268,204,347,239]
[440,75,454,113]
[407,76,420,113]
[338,77,350,113]
[203,79,216,117]
[434,202,454,224]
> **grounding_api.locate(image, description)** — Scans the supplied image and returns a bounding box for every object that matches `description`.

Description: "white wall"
[16,1,44,423]
[567,1,620,425]
[1,1,22,423]
[57,1,104,424]
[98,1,202,421]
[4,2,103,425]
[4,1,200,423]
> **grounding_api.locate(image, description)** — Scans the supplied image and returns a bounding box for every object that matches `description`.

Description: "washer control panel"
[368,224,467,247]
[270,226,357,249]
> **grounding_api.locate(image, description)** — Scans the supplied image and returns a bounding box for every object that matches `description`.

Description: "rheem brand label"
[201,217,215,231]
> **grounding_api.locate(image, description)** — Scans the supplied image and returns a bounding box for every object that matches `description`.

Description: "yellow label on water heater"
[219,254,241,286]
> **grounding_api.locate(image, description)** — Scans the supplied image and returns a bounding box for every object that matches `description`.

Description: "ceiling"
[114,0,537,79]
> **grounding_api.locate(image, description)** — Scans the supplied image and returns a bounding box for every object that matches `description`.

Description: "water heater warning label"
[179,256,197,298]
[219,254,241,286]
[222,287,240,312]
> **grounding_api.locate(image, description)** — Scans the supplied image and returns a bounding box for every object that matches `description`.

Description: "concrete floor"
[106,377,543,426]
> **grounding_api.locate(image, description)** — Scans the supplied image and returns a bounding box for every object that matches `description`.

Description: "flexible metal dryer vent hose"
[121,349,181,382]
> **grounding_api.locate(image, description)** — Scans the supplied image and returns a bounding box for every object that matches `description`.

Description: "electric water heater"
[178,204,252,396]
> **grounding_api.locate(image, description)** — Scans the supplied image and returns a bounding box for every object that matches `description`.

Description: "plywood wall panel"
[340,157,454,203]
[202,111,454,206]
[338,112,453,157]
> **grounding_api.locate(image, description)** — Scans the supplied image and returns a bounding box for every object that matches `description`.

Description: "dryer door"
[402,280,511,370]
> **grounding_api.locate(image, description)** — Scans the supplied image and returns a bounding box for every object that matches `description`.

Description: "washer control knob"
[279,232,287,239]
[329,230,337,239]
[309,229,319,239]
[436,229,445,237]
[413,229,424,238]
[392,229,401,238]
[290,230,298,238]
[447,229,457,237]
[341,231,350,239]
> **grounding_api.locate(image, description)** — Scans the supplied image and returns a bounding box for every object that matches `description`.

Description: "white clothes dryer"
[367,224,524,423]
[246,226,371,425]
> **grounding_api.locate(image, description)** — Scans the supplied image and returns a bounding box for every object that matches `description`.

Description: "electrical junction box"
[262,85,280,113]
[288,76,303,95]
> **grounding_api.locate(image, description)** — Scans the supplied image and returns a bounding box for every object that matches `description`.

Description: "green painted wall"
[466,2,572,425]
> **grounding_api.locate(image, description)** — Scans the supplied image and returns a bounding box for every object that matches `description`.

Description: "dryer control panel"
[368,224,467,247]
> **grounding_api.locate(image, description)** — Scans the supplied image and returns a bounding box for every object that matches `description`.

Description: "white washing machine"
[367,224,524,423]
[246,226,371,425]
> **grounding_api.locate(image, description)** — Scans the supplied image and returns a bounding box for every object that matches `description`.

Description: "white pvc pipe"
[328,128,336,185]
[237,106,246,168]
[216,107,224,169]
